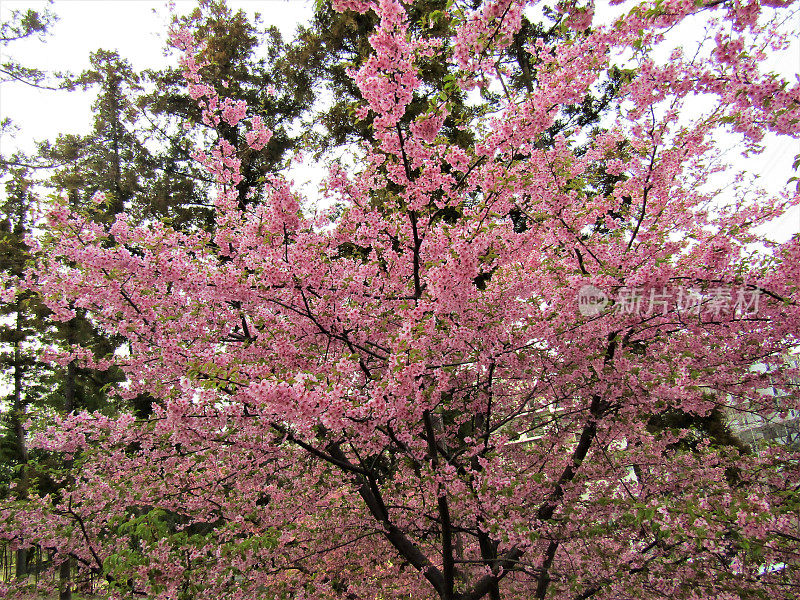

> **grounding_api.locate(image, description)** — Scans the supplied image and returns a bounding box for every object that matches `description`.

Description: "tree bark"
[15,549,27,579]
[12,305,29,580]
[59,557,72,600]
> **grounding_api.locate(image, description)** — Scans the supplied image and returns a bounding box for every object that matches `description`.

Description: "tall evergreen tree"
[0,2,65,91]
[38,50,150,219]
[138,0,318,225]
[0,167,53,579]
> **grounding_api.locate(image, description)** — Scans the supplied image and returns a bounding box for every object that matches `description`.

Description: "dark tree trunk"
[12,307,29,580]
[59,557,72,600]
[15,549,27,579]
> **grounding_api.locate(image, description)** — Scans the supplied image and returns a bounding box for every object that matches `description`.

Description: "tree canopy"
[1,0,800,599]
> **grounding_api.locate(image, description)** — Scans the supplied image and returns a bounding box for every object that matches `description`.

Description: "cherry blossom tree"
[2,0,800,599]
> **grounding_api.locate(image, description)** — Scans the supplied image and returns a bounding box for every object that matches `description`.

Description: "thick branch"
[424,410,456,599]
[324,441,448,596]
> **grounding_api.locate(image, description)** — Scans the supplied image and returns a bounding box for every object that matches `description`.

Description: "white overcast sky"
[0,0,315,152]
[0,0,798,239]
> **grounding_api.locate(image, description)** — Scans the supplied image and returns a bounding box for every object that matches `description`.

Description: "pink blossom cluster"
[245,115,272,150]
